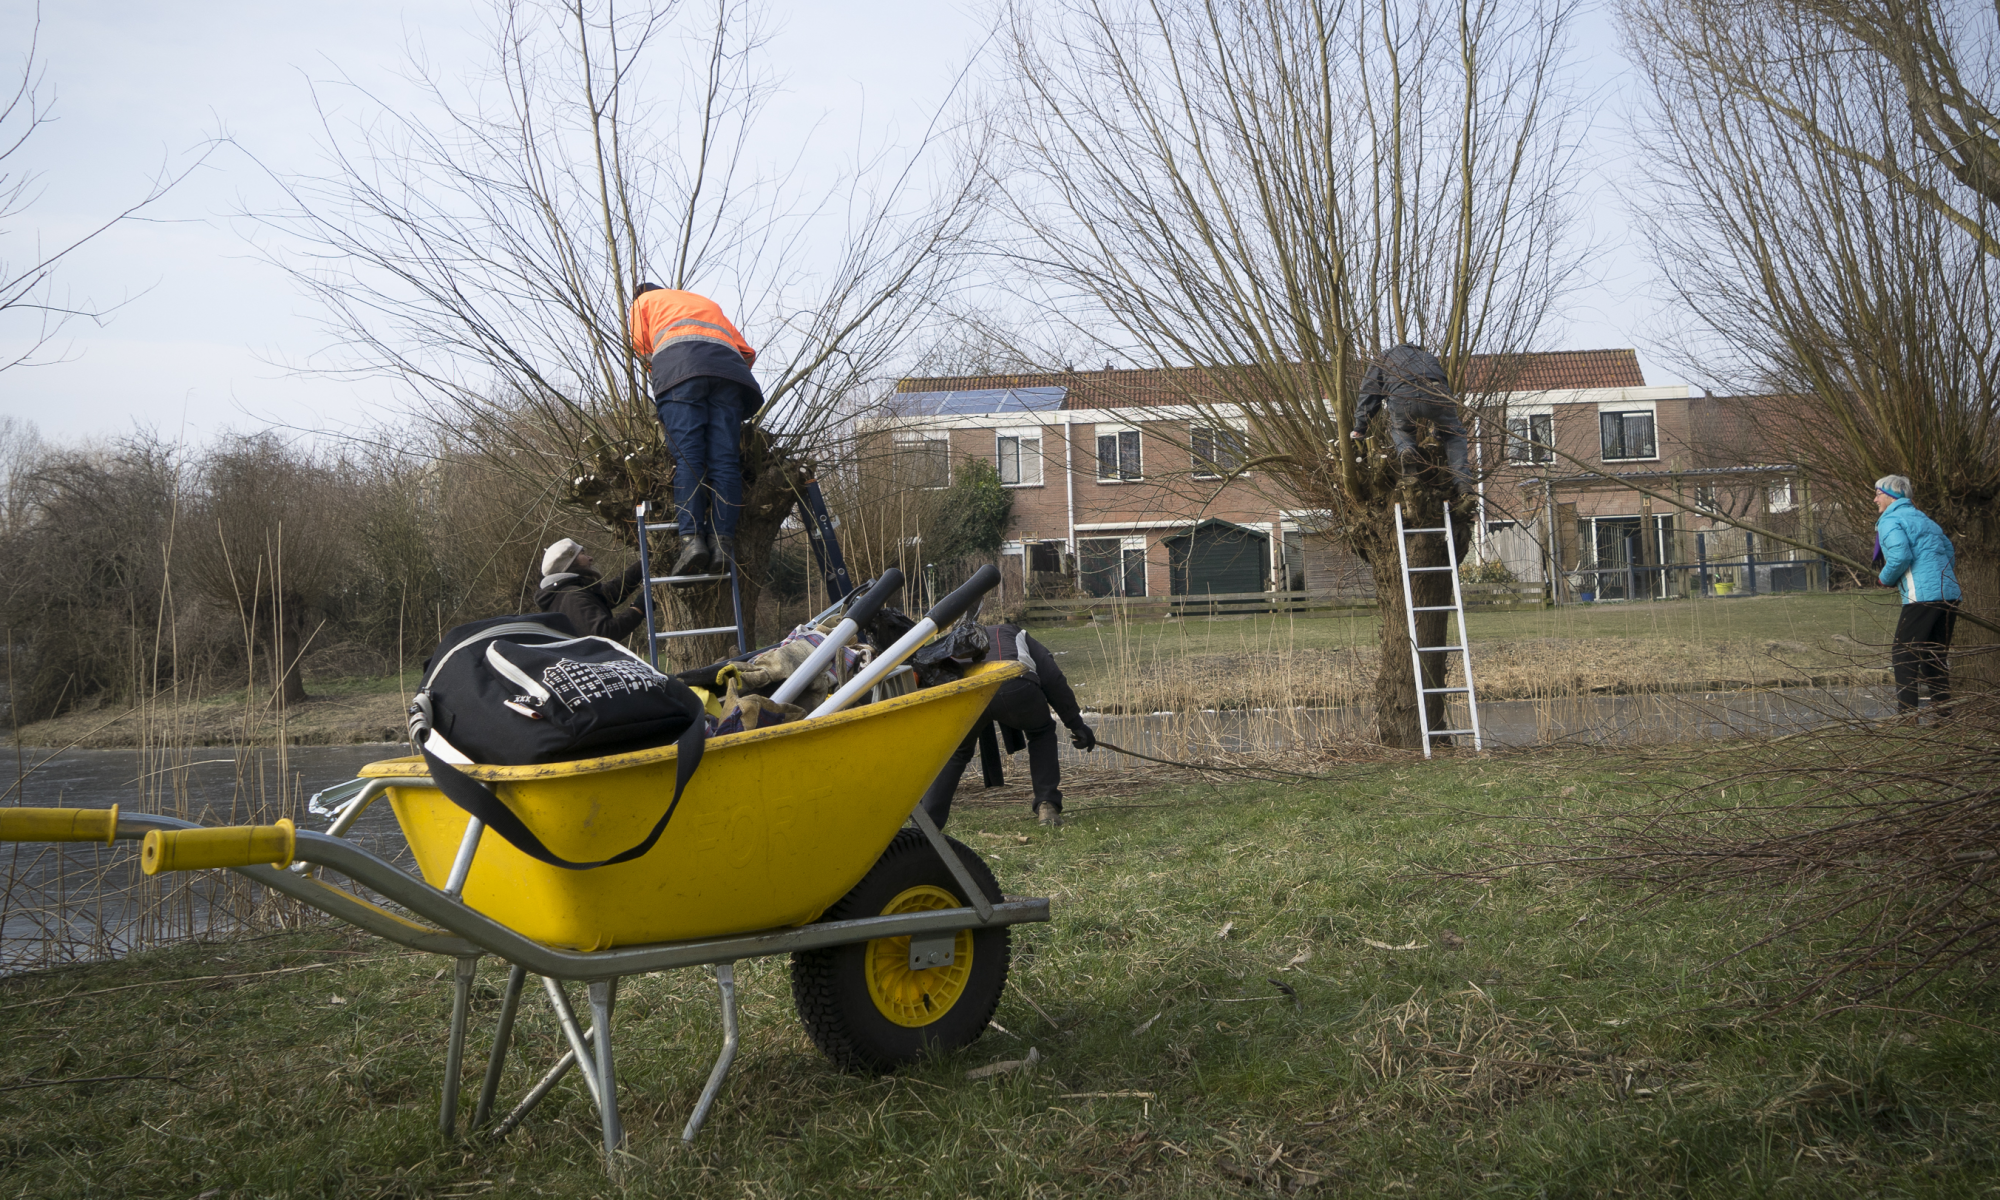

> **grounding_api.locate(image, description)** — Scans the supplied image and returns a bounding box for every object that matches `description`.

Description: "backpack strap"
[418,703,704,871]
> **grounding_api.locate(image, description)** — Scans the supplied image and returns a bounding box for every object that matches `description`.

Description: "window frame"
[893,433,952,490]
[1598,410,1659,462]
[1505,412,1554,463]
[1766,481,1794,513]
[1095,426,1143,482]
[994,428,1045,488]
[1190,422,1249,479]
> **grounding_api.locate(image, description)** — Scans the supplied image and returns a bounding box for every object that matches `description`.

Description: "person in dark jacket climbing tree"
[535,539,646,640]
[1349,342,1470,494]
[919,623,1096,829]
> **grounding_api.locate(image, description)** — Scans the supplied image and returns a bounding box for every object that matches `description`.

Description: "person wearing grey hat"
[535,540,646,639]
[1873,475,1961,714]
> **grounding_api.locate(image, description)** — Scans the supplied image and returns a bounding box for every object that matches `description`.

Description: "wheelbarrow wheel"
[790,828,1010,1073]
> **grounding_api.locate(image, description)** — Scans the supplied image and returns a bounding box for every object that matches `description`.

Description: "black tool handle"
[924,564,1000,629]
[843,568,905,629]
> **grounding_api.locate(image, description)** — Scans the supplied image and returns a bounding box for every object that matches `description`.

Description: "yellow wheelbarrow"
[0,567,1046,1170]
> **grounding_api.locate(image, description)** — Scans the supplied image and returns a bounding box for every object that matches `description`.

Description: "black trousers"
[919,679,1062,828]
[1892,600,1959,712]
[1386,398,1471,489]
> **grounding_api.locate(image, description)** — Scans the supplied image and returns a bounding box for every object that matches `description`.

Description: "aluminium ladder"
[1392,502,1485,757]
[634,502,750,668]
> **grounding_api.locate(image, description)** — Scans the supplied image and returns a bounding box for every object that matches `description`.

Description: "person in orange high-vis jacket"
[629,284,765,576]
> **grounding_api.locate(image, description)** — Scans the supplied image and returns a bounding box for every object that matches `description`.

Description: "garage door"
[1166,521,1269,596]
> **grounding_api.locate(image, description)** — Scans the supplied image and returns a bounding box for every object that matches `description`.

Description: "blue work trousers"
[655,376,752,539]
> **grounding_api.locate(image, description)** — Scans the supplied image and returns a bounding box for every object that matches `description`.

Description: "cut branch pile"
[1513,680,2000,1004]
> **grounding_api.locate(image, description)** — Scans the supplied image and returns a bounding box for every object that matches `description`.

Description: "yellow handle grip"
[0,805,120,844]
[141,818,296,875]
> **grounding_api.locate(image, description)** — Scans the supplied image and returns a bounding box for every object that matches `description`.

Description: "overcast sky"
[0,0,1673,447]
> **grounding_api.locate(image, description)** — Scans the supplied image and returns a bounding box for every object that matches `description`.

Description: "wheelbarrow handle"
[142,819,297,874]
[769,569,904,707]
[0,805,119,845]
[809,564,1000,718]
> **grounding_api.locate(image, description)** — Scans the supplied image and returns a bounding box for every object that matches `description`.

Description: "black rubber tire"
[790,828,1011,1073]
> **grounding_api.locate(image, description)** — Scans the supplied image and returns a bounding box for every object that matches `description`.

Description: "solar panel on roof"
[896,387,1067,416]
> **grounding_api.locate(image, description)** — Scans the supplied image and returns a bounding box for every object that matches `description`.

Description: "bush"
[1458,558,1516,585]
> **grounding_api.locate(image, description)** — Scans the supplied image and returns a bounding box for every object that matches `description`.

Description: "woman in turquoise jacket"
[1873,474,1961,713]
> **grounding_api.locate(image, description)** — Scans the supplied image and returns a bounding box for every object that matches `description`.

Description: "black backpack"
[406,614,707,870]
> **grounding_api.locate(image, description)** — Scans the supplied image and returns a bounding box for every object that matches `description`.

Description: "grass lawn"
[1030,592,1906,710]
[4,748,1994,1197]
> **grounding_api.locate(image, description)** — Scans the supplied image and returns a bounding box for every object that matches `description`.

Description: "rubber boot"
[671,533,711,577]
[711,535,738,571]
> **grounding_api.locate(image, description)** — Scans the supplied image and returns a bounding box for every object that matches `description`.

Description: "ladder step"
[1402,525,1448,534]
[1421,686,1472,694]
[1406,565,1454,572]
[1411,605,1457,612]
[650,573,730,585]
[1416,645,1466,653]
[1426,728,1477,737]
[658,624,741,639]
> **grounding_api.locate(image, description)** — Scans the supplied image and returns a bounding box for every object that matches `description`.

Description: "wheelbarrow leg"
[473,963,527,1130]
[909,804,995,921]
[540,976,603,1109]
[490,1024,592,1139]
[441,955,480,1137]
[588,979,625,1165]
[683,961,739,1143]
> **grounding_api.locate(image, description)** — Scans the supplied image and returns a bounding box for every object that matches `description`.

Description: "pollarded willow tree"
[1622,0,2000,676]
[254,0,986,656]
[990,0,1589,747]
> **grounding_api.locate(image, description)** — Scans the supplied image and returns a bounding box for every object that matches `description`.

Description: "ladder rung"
[1406,565,1454,572]
[658,624,741,639]
[1402,525,1448,534]
[1411,605,1457,612]
[1427,729,1477,738]
[1416,645,1465,653]
[1422,686,1472,694]
[650,573,730,585]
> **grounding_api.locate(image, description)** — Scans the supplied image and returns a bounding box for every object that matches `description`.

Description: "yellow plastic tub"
[359,661,1020,950]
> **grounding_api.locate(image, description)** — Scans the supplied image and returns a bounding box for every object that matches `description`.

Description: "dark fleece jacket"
[535,561,646,640]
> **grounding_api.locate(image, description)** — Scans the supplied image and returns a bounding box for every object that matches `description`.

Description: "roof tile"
[897,350,1646,408]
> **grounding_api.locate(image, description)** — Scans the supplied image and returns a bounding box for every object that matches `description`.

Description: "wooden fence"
[1019,583,1548,624]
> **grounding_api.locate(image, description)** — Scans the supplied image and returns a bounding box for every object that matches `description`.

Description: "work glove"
[1069,722,1097,752]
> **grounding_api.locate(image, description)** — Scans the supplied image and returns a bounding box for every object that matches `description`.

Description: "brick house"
[863,354,1813,604]
[1483,389,1817,600]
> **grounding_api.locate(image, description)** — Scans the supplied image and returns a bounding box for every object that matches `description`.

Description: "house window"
[1191,425,1248,478]
[996,432,1044,487]
[1695,484,1719,511]
[894,435,950,489]
[1599,411,1657,461]
[1096,428,1142,480]
[1767,481,1794,512]
[1078,537,1148,597]
[1505,413,1554,463]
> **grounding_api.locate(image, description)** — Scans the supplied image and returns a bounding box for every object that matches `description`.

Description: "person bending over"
[919,623,1096,830]
[629,282,763,577]
[1873,474,1961,714]
[536,539,645,639]
[1349,342,1470,495]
